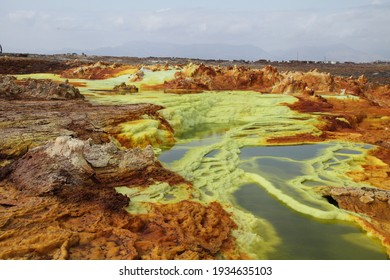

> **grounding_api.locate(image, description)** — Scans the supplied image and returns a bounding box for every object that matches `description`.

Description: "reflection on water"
[240,144,332,161]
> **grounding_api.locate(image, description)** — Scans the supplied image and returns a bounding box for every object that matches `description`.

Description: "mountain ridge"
[52,41,387,63]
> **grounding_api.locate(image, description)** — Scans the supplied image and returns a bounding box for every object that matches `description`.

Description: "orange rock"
[319,186,390,256]
[149,63,386,96]
[61,61,137,80]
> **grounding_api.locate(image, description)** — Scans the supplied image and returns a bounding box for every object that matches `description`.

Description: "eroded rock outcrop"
[113,82,139,93]
[363,84,390,107]
[159,64,282,92]
[61,61,137,80]
[3,136,157,196]
[319,186,390,255]
[281,90,390,147]
[153,64,390,103]
[0,75,83,100]
[129,69,145,82]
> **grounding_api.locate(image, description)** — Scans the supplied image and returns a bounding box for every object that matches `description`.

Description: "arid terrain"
[2,53,390,84]
[1,53,389,259]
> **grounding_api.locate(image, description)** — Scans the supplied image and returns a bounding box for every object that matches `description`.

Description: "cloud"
[8,10,36,21]
[156,8,172,13]
[106,16,125,27]
[2,1,390,59]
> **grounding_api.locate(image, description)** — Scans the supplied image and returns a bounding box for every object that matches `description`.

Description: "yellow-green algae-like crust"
[116,182,192,214]
[14,69,177,93]
[104,89,320,258]
[117,119,175,148]
[242,142,376,220]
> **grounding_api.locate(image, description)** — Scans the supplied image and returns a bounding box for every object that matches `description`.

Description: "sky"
[1,0,390,60]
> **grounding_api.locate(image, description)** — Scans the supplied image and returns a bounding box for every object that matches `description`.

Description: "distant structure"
[0,44,2,54]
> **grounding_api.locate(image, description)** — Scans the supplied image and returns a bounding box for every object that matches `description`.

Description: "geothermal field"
[1,54,390,260]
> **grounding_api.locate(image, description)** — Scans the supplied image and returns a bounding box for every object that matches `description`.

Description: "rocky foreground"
[0,75,239,259]
[0,135,237,259]
[1,55,390,258]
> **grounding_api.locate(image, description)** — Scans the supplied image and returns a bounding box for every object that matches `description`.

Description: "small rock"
[375,191,389,202]
[84,141,118,168]
[350,189,366,197]
[113,82,138,93]
[330,188,350,196]
[359,195,374,204]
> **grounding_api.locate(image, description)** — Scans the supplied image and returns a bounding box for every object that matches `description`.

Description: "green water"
[235,184,385,259]
[159,140,387,259]
[235,143,386,259]
[16,72,388,259]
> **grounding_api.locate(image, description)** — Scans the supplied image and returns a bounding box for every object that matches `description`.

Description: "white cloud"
[8,10,36,21]
[156,8,172,13]
[107,16,125,27]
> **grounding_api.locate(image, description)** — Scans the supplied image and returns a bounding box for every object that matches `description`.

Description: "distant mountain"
[270,44,384,63]
[89,41,271,61]
[50,42,386,63]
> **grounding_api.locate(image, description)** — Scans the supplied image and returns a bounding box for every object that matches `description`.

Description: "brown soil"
[0,55,83,75]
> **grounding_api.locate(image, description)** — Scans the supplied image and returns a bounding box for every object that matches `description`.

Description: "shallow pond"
[159,137,387,259]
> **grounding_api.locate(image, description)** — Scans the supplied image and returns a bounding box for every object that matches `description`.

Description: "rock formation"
[151,63,390,102]
[61,61,137,80]
[318,186,390,256]
[0,75,83,100]
[113,82,138,93]
[158,64,282,92]
[3,136,157,195]
[129,69,145,82]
